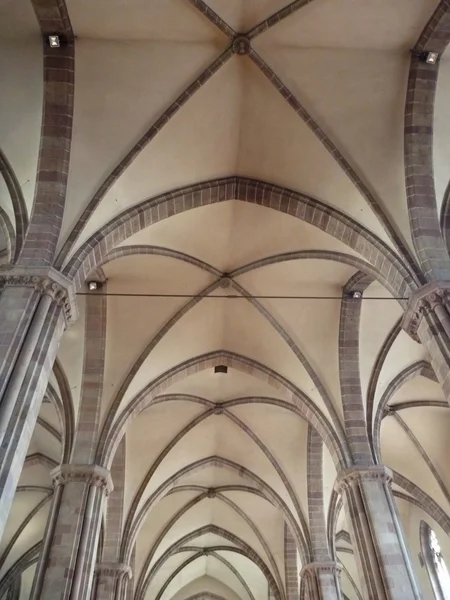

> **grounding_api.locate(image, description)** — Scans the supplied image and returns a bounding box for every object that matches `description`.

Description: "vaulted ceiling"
[1,1,450,599]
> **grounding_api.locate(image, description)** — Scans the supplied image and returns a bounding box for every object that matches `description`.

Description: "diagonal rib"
[248,49,419,274]
[186,0,236,38]
[248,0,315,39]
[57,46,234,268]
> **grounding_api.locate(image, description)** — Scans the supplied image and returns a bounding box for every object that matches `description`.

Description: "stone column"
[0,268,77,540]
[31,464,113,600]
[95,563,132,600]
[306,428,343,600]
[402,283,450,400]
[300,562,342,600]
[335,466,422,600]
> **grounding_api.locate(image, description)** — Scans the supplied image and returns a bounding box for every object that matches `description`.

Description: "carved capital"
[335,465,393,493]
[0,266,78,327]
[402,282,450,341]
[51,464,113,496]
[96,563,132,580]
[300,562,342,577]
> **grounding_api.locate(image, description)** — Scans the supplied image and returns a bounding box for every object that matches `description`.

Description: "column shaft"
[31,465,112,600]
[336,466,421,600]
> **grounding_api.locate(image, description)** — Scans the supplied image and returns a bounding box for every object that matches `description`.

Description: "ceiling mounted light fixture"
[351,291,362,299]
[214,365,228,374]
[88,281,99,291]
[425,51,439,64]
[48,35,60,48]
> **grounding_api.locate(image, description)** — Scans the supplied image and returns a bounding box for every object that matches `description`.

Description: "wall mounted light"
[48,35,60,48]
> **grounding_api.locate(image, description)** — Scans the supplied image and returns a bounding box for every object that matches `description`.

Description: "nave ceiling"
[1,0,450,599]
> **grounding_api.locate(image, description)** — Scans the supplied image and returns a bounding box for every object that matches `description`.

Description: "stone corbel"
[402,282,450,342]
[0,266,78,327]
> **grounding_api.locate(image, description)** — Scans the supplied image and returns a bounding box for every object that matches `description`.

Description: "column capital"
[300,561,342,577]
[335,465,393,493]
[402,281,450,341]
[95,562,132,580]
[0,266,78,327]
[51,464,113,496]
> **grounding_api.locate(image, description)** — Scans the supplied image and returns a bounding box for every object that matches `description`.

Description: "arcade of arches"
[1,1,450,599]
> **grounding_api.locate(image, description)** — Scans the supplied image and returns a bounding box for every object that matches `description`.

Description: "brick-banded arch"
[0,148,28,263]
[122,398,310,562]
[146,549,256,600]
[373,360,437,462]
[123,455,308,566]
[134,486,285,600]
[339,273,375,464]
[96,351,350,471]
[138,525,282,600]
[63,177,419,299]
[404,0,450,280]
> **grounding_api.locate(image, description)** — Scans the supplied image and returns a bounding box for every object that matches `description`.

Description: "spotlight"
[351,291,362,299]
[88,281,98,291]
[48,35,60,48]
[425,51,439,65]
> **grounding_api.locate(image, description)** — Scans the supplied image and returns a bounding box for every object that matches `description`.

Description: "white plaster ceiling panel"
[359,282,402,402]
[19,565,37,600]
[32,422,61,464]
[338,551,361,600]
[118,202,363,270]
[257,0,438,50]
[119,297,227,410]
[62,38,223,246]
[145,552,198,600]
[149,499,267,571]
[164,369,286,405]
[158,556,209,600]
[372,331,429,418]
[0,501,50,579]
[204,559,251,600]
[228,404,309,520]
[38,402,61,434]
[206,0,293,33]
[237,260,357,420]
[17,464,52,489]
[253,45,414,252]
[211,553,265,600]
[0,38,42,215]
[400,407,450,494]
[125,402,205,514]
[175,465,255,490]
[433,55,450,214]
[0,0,41,38]
[102,255,215,416]
[76,57,243,250]
[148,553,201,600]
[220,294,330,417]
[218,490,284,580]
[390,377,444,406]
[134,490,199,577]
[57,294,86,418]
[169,575,242,600]
[67,0,224,41]
[381,417,448,509]
[236,60,389,247]
[0,177,15,241]
[0,492,46,560]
